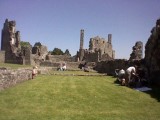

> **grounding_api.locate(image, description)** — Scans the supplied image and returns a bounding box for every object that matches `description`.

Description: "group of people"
[57,62,67,71]
[115,66,142,87]
[78,62,89,72]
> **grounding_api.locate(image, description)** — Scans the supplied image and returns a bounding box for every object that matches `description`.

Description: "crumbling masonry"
[76,29,115,62]
[1,19,24,64]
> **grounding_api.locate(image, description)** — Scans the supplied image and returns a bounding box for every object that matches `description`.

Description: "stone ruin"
[1,19,23,64]
[145,18,160,85]
[1,18,160,87]
[0,19,78,67]
[129,41,143,61]
[76,29,115,62]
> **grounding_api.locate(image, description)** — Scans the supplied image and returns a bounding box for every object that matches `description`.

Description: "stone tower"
[80,29,84,50]
[108,34,112,44]
[79,29,84,61]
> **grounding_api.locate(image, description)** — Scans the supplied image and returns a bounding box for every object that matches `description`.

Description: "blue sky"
[0,0,160,59]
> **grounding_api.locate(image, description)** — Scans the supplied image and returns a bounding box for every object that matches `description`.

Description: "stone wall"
[94,59,129,75]
[129,41,143,61]
[0,51,5,63]
[0,68,32,90]
[46,55,74,62]
[145,18,160,85]
[40,61,80,70]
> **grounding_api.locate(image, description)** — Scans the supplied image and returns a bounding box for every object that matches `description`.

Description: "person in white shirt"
[125,66,136,86]
[118,69,126,85]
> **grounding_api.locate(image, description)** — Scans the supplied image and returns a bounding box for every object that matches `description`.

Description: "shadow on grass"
[113,78,160,102]
[144,87,160,102]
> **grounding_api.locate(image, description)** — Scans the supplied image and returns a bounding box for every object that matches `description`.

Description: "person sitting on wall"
[62,62,67,71]
[32,66,38,79]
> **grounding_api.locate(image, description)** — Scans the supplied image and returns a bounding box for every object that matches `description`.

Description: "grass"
[0,73,160,120]
[49,70,104,76]
[0,63,32,69]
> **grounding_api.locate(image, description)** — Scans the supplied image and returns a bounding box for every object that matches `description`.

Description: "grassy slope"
[0,75,160,120]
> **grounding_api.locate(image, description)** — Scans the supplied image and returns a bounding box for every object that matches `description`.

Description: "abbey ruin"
[0,18,160,87]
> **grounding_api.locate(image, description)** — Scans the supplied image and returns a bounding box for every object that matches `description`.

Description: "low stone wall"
[0,68,32,90]
[0,51,5,63]
[40,61,81,70]
[94,59,129,76]
[46,55,75,62]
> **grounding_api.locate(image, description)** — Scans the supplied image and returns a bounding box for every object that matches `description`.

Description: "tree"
[20,41,32,48]
[51,48,64,55]
[34,42,42,47]
[64,49,71,56]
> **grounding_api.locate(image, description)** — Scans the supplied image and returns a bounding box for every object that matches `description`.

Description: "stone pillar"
[108,34,112,44]
[79,29,84,61]
[80,29,84,50]
[15,31,21,49]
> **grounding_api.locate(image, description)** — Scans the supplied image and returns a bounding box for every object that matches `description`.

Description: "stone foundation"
[0,68,32,90]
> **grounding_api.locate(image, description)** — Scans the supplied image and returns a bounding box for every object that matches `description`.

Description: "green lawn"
[0,74,160,120]
[0,63,32,69]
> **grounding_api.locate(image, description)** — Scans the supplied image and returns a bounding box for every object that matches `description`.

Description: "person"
[125,66,136,86]
[118,69,126,85]
[57,63,62,71]
[62,62,67,71]
[32,66,38,79]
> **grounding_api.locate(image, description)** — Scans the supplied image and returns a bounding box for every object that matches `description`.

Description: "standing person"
[32,66,38,79]
[125,66,136,86]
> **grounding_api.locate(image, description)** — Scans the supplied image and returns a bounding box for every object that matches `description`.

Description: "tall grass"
[0,74,160,120]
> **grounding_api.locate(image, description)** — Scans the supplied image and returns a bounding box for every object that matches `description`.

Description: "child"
[32,66,38,79]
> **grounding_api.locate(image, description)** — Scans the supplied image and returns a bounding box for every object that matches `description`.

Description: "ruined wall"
[46,55,74,62]
[1,19,24,64]
[77,30,115,62]
[129,41,143,61]
[89,35,115,59]
[84,51,99,62]
[145,19,160,85]
[0,51,5,63]
[0,68,32,90]
[21,46,32,65]
[40,61,80,70]
[94,59,129,75]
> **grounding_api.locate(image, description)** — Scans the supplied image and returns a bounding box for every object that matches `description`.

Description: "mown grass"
[49,70,103,75]
[0,74,160,120]
[0,63,32,69]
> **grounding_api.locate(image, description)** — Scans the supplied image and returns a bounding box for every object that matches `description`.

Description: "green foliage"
[34,42,42,47]
[64,49,71,56]
[20,41,31,48]
[51,47,64,55]
[0,74,160,120]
